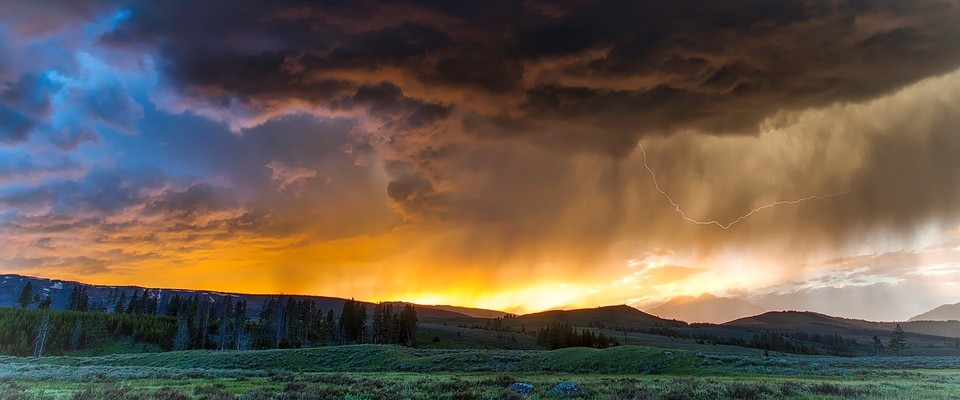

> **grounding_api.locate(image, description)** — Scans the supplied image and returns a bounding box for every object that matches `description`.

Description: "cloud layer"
[2,0,960,316]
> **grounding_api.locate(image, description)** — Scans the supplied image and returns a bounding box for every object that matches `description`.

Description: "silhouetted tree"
[889,324,907,355]
[37,296,52,310]
[114,291,126,313]
[17,282,34,308]
[339,299,366,343]
[65,286,89,312]
[399,304,418,346]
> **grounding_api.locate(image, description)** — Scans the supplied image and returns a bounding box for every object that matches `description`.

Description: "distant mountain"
[910,302,960,321]
[725,310,960,338]
[422,304,511,319]
[646,293,765,324]
[514,304,685,329]
[0,274,472,320]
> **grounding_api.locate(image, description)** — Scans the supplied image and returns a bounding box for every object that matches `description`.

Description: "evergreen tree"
[165,294,182,318]
[889,324,907,355]
[17,282,34,308]
[37,296,52,310]
[325,309,336,344]
[114,291,127,313]
[126,290,140,314]
[399,304,418,346]
[339,299,367,343]
[233,300,248,350]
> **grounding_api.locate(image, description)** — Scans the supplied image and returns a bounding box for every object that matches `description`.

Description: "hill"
[0,274,472,320]
[910,302,960,321]
[646,293,764,324]
[513,305,685,330]
[725,310,960,338]
[421,304,511,318]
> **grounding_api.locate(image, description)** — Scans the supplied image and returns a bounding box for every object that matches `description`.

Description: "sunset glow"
[4,0,960,321]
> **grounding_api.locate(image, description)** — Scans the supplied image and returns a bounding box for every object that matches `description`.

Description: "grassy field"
[4,345,960,399]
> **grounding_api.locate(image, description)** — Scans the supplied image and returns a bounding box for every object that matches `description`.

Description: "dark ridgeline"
[0,280,419,357]
[1,274,951,358]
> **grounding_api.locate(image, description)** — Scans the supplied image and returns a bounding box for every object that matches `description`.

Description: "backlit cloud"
[2,0,960,316]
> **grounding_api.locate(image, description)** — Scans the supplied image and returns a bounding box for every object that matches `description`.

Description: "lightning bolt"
[637,143,851,229]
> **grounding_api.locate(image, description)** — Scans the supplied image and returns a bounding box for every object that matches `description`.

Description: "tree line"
[535,322,621,349]
[5,282,418,356]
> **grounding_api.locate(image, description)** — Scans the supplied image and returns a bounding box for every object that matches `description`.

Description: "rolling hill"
[513,304,686,330]
[646,293,764,324]
[910,302,960,321]
[725,310,960,338]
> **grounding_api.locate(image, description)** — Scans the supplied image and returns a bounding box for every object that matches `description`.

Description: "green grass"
[6,345,960,399]
[0,345,698,374]
[6,371,960,399]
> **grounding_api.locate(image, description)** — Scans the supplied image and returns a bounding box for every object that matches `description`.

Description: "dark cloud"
[90,0,960,220]
[6,0,960,313]
[105,0,960,146]
[0,74,51,144]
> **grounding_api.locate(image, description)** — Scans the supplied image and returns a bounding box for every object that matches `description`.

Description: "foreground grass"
[6,372,960,400]
[0,345,694,374]
[5,345,960,399]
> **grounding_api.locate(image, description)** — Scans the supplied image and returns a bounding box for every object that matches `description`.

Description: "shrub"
[498,389,525,400]
[482,374,516,387]
[610,379,658,400]
[808,383,868,398]
[194,384,236,400]
[152,387,190,400]
[239,388,275,400]
[724,383,774,400]
[72,383,137,400]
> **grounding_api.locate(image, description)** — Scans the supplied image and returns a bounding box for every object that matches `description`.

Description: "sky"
[2,0,960,320]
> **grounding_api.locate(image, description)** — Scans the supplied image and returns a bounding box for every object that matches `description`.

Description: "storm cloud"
[3,0,960,313]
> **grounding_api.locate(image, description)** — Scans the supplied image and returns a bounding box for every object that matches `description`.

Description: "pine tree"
[399,304,418,346]
[114,291,127,313]
[126,290,140,314]
[165,295,182,317]
[17,282,33,308]
[889,324,907,355]
[233,299,247,350]
[37,296,52,310]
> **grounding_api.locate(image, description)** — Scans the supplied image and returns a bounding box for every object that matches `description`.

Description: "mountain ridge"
[909,302,960,322]
[645,293,765,324]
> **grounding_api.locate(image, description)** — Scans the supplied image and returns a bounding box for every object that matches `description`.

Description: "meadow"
[4,344,960,399]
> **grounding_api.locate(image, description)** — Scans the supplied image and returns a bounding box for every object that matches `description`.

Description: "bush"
[482,374,516,387]
[239,388,275,400]
[72,383,137,400]
[193,383,236,400]
[610,379,658,400]
[498,389,525,400]
[724,383,775,400]
[808,383,868,398]
[152,387,190,400]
